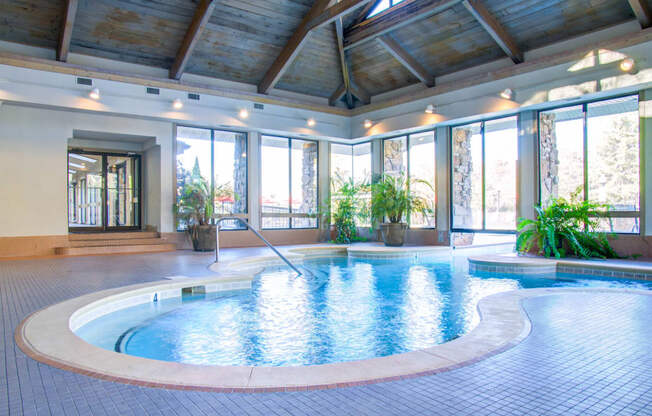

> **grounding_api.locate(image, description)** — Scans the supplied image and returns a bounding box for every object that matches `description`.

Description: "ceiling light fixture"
[69,153,97,163]
[425,104,435,114]
[68,169,76,174]
[89,88,100,100]
[619,58,635,72]
[172,98,183,110]
[239,108,249,119]
[307,118,316,127]
[499,88,514,100]
[363,119,372,129]
[69,162,85,169]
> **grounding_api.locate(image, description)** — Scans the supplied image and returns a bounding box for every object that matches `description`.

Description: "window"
[451,116,518,232]
[539,95,640,233]
[261,136,318,229]
[367,0,405,18]
[176,126,248,230]
[382,132,436,227]
[330,142,373,226]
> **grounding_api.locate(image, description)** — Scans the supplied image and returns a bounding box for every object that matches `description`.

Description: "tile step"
[55,243,176,256]
[68,231,160,241]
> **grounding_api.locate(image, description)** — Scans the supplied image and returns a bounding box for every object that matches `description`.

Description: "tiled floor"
[1,250,652,415]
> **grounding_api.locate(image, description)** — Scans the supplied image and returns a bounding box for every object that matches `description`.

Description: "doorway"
[68,150,141,232]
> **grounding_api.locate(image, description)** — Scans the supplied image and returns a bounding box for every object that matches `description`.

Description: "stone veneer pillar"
[232,133,247,215]
[538,112,558,205]
[300,141,318,217]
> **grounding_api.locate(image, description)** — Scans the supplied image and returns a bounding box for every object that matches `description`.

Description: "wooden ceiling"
[1,0,650,109]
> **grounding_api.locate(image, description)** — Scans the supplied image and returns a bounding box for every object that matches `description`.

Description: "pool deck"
[2,246,652,415]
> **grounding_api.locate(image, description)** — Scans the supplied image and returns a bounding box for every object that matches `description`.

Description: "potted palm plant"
[175,178,216,251]
[370,174,432,246]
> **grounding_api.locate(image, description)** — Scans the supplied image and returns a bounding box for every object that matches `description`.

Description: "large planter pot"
[188,225,217,251]
[380,222,408,247]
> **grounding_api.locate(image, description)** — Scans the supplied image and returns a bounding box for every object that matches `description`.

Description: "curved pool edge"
[17,285,651,391]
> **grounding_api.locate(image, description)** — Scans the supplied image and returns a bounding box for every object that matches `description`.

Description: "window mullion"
[582,103,589,203]
[288,138,292,229]
[481,122,486,231]
[210,129,215,224]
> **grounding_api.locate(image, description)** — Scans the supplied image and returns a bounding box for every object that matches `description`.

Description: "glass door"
[107,155,140,228]
[68,152,104,230]
[68,151,141,231]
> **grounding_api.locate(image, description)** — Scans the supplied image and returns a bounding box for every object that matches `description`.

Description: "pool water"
[76,255,652,366]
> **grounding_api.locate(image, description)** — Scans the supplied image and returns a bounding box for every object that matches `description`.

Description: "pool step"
[56,232,176,256]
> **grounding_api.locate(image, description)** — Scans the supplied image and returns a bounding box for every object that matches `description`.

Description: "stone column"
[383,139,406,176]
[232,133,247,214]
[300,141,318,215]
[539,112,559,205]
[451,127,474,246]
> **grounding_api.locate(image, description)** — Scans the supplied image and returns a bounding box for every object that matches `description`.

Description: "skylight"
[367,0,405,18]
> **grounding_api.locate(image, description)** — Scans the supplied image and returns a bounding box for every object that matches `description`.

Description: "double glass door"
[68,151,141,231]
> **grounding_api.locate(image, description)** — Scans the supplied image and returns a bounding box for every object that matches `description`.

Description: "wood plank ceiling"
[0,0,649,109]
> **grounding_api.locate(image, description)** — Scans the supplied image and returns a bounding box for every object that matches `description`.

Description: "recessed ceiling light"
[307,118,316,127]
[239,108,249,119]
[89,88,100,100]
[172,98,183,109]
[499,88,514,100]
[425,104,435,114]
[363,119,372,128]
[619,58,635,72]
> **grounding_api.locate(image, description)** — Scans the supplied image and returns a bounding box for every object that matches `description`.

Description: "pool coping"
[15,247,652,392]
[468,254,652,280]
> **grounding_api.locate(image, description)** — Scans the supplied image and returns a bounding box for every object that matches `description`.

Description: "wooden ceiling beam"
[57,0,78,62]
[170,0,217,80]
[377,35,434,87]
[335,18,354,108]
[258,0,332,94]
[628,0,652,28]
[461,0,523,64]
[329,83,347,106]
[259,0,375,94]
[344,0,460,50]
[350,81,370,105]
[349,0,382,27]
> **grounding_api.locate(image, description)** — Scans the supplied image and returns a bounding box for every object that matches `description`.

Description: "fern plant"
[516,192,620,259]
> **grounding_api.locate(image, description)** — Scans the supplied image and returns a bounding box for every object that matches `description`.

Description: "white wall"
[0,105,173,236]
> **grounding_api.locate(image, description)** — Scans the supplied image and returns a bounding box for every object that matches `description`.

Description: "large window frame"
[174,125,249,231]
[449,115,519,234]
[329,141,373,227]
[381,130,436,229]
[260,135,320,230]
[537,94,641,234]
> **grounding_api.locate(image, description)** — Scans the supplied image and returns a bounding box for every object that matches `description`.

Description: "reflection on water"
[77,255,652,367]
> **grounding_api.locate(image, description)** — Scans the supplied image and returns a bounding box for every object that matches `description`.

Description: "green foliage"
[175,177,213,226]
[516,191,620,259]
[325,174,369,244]
[370,173,432,227]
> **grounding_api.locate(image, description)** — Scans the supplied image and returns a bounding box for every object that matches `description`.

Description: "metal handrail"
[214,216,302,275]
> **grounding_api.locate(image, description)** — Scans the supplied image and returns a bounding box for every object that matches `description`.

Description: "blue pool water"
[76,255,652,366]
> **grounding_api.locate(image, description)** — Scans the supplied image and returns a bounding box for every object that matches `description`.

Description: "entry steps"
[55,231,176,256]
